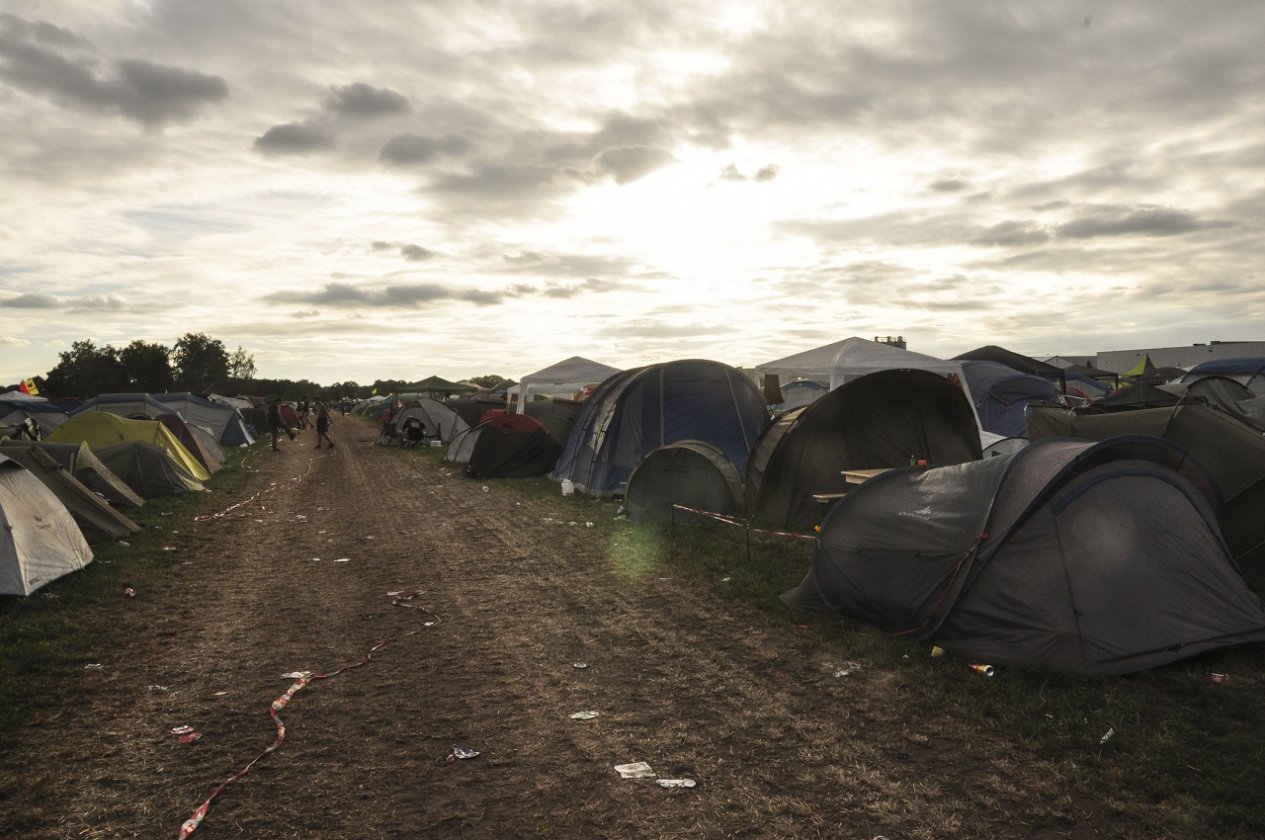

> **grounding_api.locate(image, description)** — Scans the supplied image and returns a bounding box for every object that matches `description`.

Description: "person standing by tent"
[314,400,335,449]
[268,398,296,451]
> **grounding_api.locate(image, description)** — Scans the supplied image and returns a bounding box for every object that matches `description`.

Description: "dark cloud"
[593,146,676,185]
[0,14,227,127]
[1055,205,1233,239]
[3,292,59,308]
[378,133,470,166]
[931,178,969,192]
[719,164,746,181]
[253,122,335,155]
[541,278,629,298]
[497,250,642,280]
[400,244,436,261]
[754,165,780,182]
[66,295,125,311]
[263,281,506,307]
[324,82,410,119]
[971,220,1050,247]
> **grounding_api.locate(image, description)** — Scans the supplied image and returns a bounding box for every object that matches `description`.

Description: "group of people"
[267,398,335,451]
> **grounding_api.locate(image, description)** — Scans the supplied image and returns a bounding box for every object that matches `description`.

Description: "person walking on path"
[268,398,296,451]
[314,400,336,449]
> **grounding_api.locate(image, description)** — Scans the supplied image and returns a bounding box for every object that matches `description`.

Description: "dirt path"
[2,419,1145,839]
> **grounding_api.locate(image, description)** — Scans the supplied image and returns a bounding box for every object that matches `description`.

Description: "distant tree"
[43,340,125,398]
[468,374,508,388]
[172,332,229,391]
[119,340,174,393]
[372,379,409,396]
[227,345,257,383]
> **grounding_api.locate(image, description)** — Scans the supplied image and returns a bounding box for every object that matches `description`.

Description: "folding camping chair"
[401,417,428,448]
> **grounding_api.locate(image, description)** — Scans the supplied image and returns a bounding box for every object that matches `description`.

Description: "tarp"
[626,441,744,524]
[745,369,982,530]
[513,356,622,412]
[784,437,1265,674]
[410,376,477,396]
[0,453,93,595]
[48,412,212,482]
[553,359,769,498]
[951,345,1063,378]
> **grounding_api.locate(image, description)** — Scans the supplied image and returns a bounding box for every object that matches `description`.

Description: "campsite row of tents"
[375,341,1265,676]
[0,392,261,596]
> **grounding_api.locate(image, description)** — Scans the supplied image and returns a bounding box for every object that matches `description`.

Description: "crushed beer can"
[969,663,995,677]
[656,778,697,789]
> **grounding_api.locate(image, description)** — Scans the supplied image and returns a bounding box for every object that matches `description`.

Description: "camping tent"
[0,453,93,595]
[445,413,562,478]
[625,441,744,524]
[157,414,223,474]
[783,437,1265,674]
[959,360,1063,438]
[48,412,212,482]
[512,356,623,411]
[71,393,172,420]
[0,398,71,437]
[950,345,1064,379]
[522,398,585,446]
[1027,402,1265,594]
[153,392,257,446]
[553,359,769,498]
[393,398,470,443]
[827,338,972,395]
[93,441,205,497]
[409,376,478,397]
[1181,357,1265,395]
[745,369,983,531]
[0,446,139,541]
[0,440,143,508]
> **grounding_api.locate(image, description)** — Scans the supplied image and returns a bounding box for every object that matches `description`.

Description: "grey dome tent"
[0,453,93,595]
[784,437,1265,675]
[392,398,470,443]
[625,441,744,524]
[745,369,982,531]
[1028,402,1265,594]
[959,360,1062,438]
[0,446,138,541]
[553,359,768,498]
[0,440,143,508]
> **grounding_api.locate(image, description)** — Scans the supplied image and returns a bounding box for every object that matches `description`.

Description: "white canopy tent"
[511,356,622,413]
[757,337,980,427]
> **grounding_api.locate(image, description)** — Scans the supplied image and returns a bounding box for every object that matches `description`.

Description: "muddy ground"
[2,417,1166,839]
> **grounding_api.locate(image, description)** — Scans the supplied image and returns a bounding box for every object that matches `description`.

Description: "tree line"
[6,333,507,403]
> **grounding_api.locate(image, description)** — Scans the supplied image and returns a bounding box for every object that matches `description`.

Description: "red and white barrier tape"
[194,454,322,522]
[176,590,438,838]
[669,503,817,542]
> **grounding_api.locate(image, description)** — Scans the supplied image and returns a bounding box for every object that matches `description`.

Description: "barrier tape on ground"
[176,590,438,839]
[669,504,817,542]
[193,455,323,522]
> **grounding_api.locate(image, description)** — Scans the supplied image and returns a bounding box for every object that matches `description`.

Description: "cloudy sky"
[2,1,1263,386]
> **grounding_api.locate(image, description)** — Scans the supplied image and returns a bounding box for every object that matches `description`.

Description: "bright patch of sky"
[2,1,1263,386]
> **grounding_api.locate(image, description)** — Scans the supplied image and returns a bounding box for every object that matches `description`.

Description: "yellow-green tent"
[47,411,212,482]
[1122,354,1156,381]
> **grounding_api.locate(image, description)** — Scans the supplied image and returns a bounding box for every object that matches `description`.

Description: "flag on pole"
[18,378,40,396]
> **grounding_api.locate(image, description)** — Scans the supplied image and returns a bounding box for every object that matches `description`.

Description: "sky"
[2,1,1264,386]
